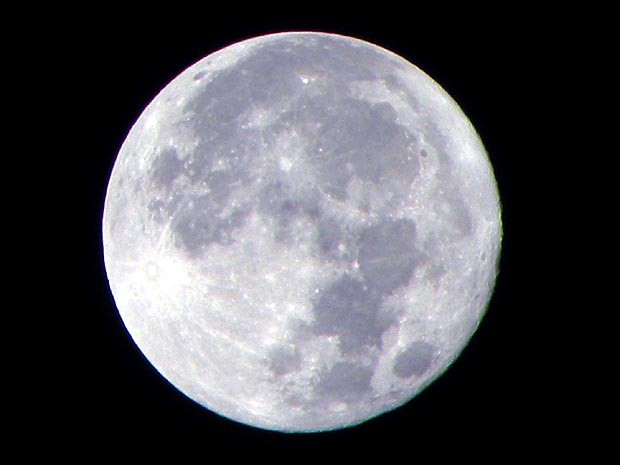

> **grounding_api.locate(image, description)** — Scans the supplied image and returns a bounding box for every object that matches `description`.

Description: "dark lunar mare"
[393,341,435,379]
[152,35,434,259]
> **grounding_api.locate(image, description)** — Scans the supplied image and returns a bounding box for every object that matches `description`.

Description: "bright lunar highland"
[103,32,502,432]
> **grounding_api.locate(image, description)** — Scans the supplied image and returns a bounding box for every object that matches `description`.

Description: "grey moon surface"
[102,32,502,432]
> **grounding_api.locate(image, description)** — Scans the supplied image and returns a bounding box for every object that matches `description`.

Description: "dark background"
[33,4,597,459]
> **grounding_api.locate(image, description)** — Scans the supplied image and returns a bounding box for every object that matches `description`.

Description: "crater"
[392,341,435,379]
[358,219,420,294]
[420,123,451,166]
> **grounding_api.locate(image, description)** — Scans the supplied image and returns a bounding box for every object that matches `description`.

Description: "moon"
[102,32,502,432]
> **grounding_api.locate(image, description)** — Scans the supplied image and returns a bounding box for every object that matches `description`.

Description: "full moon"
[103,32,501,432]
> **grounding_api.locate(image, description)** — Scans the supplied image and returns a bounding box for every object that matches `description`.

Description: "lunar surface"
[102,32,502,432]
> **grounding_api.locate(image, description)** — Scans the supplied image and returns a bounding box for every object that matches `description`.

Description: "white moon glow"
[103,32,501,432]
